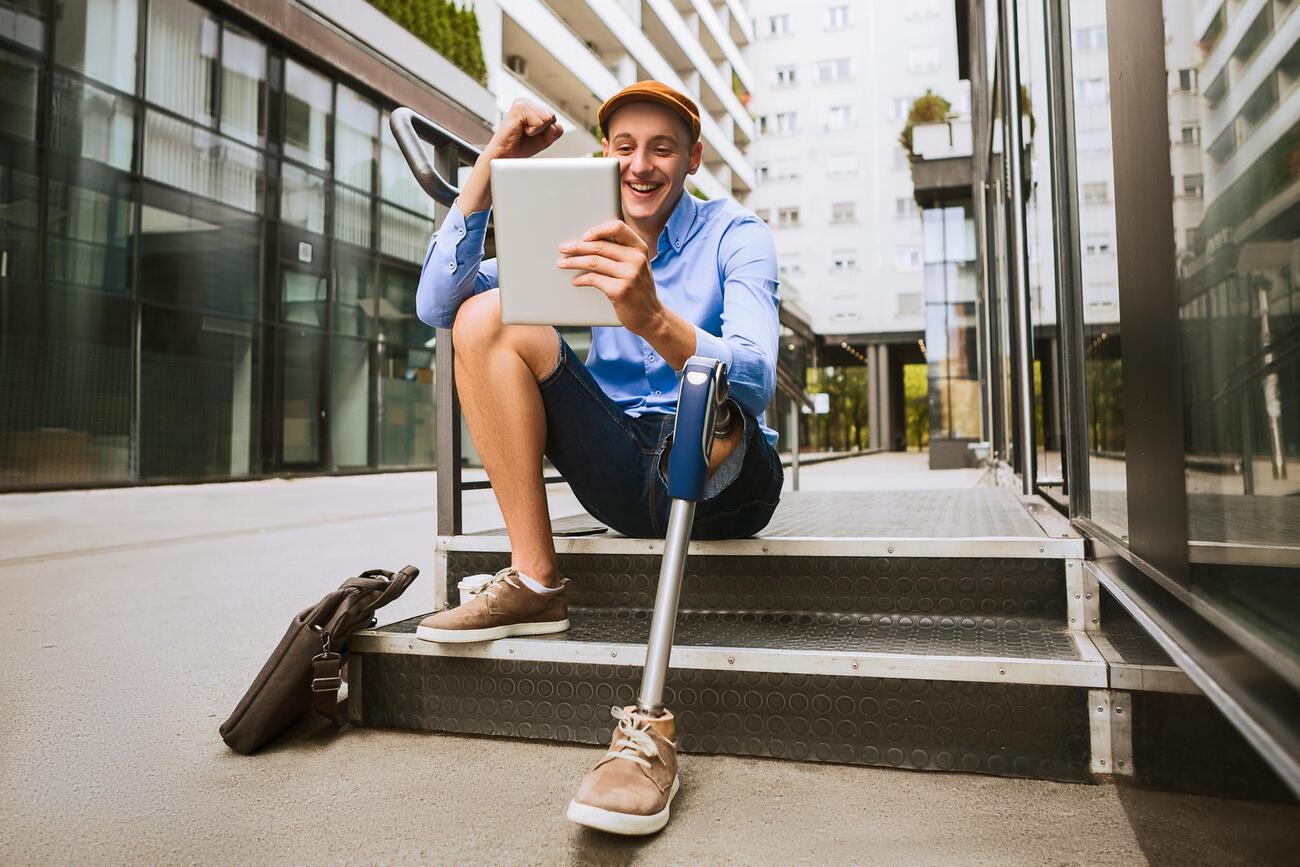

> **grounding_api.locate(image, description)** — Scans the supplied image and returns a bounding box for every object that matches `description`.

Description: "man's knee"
[451,289,502,353]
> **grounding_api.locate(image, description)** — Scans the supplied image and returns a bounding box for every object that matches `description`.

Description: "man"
[414,82,782,834]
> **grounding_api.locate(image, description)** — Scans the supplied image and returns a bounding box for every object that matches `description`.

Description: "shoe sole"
[566,776,680,836]
[414,618,570,643]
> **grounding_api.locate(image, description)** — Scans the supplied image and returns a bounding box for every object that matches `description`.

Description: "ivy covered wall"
[368,0,489,85]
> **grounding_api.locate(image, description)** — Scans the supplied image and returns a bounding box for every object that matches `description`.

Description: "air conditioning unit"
[506,55,527,75]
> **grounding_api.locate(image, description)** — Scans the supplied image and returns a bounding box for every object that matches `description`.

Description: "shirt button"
[654,389,662,396]
[647,354,655,361]
[457,226,465,235]
[447,261,456,273]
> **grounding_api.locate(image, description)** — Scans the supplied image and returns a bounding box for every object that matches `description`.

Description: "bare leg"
[453,290,563,586]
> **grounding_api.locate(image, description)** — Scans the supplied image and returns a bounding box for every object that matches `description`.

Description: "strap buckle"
[311,651,343,693]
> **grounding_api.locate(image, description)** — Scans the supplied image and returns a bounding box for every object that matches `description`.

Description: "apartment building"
[471,0,758,200]
[743,0,966,339]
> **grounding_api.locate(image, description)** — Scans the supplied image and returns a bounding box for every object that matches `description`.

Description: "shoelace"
[469,568,522,603]
[604,706,671,769]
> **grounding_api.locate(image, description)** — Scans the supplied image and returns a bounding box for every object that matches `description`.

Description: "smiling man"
[414,81,782,834]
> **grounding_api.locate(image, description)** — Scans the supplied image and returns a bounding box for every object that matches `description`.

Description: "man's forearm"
[454,147,499,217]
[642,308,704,371]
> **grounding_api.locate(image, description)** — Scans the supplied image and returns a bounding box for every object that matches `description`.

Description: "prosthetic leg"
[637,355,729,713]
[567,356,729,835]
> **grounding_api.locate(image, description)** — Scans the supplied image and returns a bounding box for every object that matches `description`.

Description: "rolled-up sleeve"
[692,216,780,418]
[415,203,499,328]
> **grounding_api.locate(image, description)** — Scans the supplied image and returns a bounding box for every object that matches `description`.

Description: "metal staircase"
[344,488,1233,788]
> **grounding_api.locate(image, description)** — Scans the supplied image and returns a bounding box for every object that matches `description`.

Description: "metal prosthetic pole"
[637,357,728,716]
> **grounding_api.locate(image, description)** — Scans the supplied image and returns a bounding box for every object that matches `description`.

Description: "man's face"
[602,101,703,225]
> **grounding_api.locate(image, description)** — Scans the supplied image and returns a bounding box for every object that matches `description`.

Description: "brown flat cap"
[598,80,701,143]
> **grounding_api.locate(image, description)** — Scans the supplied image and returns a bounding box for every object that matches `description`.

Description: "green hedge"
[368,0,488,85]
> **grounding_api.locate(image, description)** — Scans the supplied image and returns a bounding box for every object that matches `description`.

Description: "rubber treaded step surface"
[357,654,1093,782]
[473,490,1050,540]
[378,610,1083,660]
[445,552,1068,622]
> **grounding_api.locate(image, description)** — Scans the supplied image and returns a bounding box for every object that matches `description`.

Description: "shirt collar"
[657,189,699,255]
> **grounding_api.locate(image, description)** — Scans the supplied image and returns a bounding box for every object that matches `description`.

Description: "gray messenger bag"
[220,565,419,755]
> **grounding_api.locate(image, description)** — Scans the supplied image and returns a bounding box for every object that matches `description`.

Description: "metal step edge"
[349,628,1107,688]
[441,534,1086,559]
[1091,633,1199,695]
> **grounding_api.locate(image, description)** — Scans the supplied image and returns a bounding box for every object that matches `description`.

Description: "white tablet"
[490,157,623,327]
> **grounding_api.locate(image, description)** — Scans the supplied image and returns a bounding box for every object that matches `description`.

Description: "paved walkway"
[1,455,1296,864]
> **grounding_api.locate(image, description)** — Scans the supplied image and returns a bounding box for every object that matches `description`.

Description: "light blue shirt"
[415,189,781,446]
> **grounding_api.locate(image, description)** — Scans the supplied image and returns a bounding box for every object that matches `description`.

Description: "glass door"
[274,263,327,469]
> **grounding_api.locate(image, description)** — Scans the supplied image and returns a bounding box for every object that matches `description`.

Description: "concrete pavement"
[1,455,1296,864]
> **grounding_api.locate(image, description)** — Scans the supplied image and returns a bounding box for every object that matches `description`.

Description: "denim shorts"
[538,339,783,540]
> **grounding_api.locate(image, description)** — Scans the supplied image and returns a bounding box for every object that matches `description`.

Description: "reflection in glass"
[1068,0,1126,537]
[334,185,372,248]
[284,59,331,170]
[46,180,133,293]
[380,203,435,264]
[1,0,45,52]
[220,26,266,147]
[337,86,378,192]
[334,249,378,337]
[143,111,262,211]
[280,163,326,234]
[146,0,217,126]
[0,286,133,485]
[50,73,135,170]
[139,307,255,479]
[281,269,326,328]
[380,344,435,467]
[280,327,323,465]
[922,205,981,444]
[331,336,371,468]
[54,0,137,92]
[379,264,432,348]
[0,149,41,286]
[138,201,261,318]
[0,47,41,140]
[1162,0,1299,561]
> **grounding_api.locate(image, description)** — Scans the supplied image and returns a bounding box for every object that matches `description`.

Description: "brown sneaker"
[567,706,680,835]
[415,567,569,643]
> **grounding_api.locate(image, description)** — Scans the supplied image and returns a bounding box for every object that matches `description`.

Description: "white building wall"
[744,0,964,336]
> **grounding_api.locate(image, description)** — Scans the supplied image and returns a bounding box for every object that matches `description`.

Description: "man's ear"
[688,140,703,174]
[601,138,610,157]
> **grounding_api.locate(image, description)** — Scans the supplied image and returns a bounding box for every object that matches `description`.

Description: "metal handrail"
[389,108,482,535]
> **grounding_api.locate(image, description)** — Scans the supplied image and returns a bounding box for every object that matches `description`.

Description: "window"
[1073,26,1106,51]
[757,115,768,135]
[1176,68,1197,93]
[827,104,854,131]
[768,14,791,36]
[284,59,332,170]
[832,249,857,271]
[755,207,771,224]
[829,152,857,176]
[147,0,218,125]
[773,111,797,135]
[1075,77,1108,104]
[56,0,139,93]
[778,254,801,278]
[1083,182,1109,204]
[894,247,921,270]
[906,46,940,73]
[773,65,797,88]
[890,96,912,121]
[755,163,770,182]
[774,160,801,181]
[895,197,917,218]
[1182,173,1203,197]
[831,201,855,223]
[1180,124,1200,145]
[778,206,800,227]
[906,0,940,18]
[1084,236,1113,256]
[816,58,852,83]
[826,5,850,29]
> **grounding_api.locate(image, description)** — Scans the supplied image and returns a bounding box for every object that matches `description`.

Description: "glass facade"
[0,0,456,488]
[922,202,981,444]
[1161,0,1299,563]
